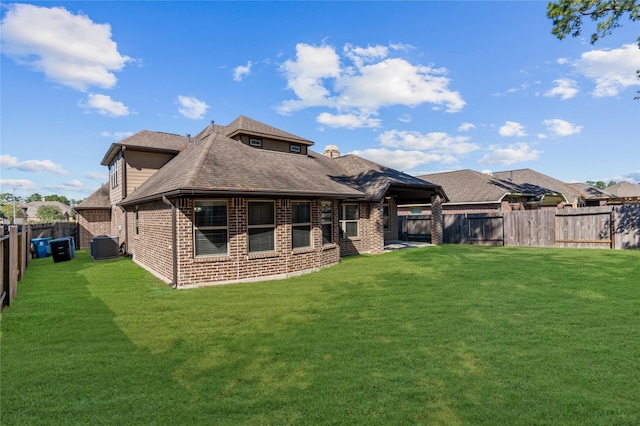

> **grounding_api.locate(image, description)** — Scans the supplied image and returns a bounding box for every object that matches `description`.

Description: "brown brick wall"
[76,209,111,249]
[338,202,384,256]
[127,197,348,287]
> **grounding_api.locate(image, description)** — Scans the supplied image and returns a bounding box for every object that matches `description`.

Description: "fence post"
[431,195,443,245]
[8,225,18,306]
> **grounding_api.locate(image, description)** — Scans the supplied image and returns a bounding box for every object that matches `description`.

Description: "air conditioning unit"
[91,235,119,260]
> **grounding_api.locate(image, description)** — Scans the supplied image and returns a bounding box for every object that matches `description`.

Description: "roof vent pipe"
[323,145,340,158]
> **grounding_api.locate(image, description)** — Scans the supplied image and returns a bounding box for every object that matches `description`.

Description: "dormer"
[223,115,314,155]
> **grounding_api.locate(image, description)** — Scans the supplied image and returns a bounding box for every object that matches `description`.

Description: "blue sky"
[1,1,639,202]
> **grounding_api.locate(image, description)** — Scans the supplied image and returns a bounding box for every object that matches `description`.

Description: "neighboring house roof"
[491,168,583,205]
[416,169,511,205]
[101,130,188,166]
[416,168,584,206]
[566,183,613,201]
[23,201,74,219]
[74,183,111,210]
[607,182,640,197]
[334,154,448,204]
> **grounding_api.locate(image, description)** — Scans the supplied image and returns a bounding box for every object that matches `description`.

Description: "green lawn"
[1,245,639,425]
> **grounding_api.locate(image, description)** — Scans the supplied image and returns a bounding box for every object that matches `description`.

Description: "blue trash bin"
[31,238,50,258]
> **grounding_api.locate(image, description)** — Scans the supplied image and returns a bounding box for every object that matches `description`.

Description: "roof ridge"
[184,133,218,187]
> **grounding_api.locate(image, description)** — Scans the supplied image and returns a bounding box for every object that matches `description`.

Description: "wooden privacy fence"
[399,205,640,249]
[30,222,78,241]
[1,225,31,311]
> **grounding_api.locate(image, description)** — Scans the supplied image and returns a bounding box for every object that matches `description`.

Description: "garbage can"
[31,238,51,258]
[50,237,76,263]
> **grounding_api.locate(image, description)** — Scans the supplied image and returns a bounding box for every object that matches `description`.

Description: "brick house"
[76,116,446,287]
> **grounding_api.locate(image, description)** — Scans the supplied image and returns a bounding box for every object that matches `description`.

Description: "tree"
[0,193,22,203]
[44,194,71,205]
[24,193,44,203]
[587,180,617,189]
[547,0,640,97]
[37,205,66,222]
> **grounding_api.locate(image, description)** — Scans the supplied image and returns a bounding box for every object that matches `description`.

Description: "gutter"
[162,196,178,288]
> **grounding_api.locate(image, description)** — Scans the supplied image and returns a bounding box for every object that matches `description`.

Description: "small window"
[194,200,228,257]
[249,138,262,147]
[410,207,422,215]
[248,201,275,253]
[292,201,311,249]
[339,203,358,239]
[134,211,139,235]
[290,145,301,153]
[321,201,333,245]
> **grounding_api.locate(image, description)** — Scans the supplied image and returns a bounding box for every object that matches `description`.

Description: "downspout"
[162,196,178,288]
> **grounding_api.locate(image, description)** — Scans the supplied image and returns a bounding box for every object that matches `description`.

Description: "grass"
[1,245,639,425]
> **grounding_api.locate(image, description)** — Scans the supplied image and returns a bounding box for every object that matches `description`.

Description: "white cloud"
[85,171,107,181]
[44,180,96,194]
[0,4,131,91]
[278,42,465,120]
[0,179,36,191]
[544,118,583,136]
[398,114,412,123]
[479,143,541,165]
[1,155,69,175]
[233,61,252,82]
[349,148,456,171]
[379,130,479,155]
[317,112,381,129]
[458,122,476,132]
[545,79,579,100]
[574,43,640,97]
[81,94,129,117]
[101,131,134,140]
[499,121,527,137]
[177,95,209,119]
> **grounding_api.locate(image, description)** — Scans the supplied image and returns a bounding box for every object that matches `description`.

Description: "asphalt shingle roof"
[75,183,111,209]
[101,130,188,165]
[121,132,367,204]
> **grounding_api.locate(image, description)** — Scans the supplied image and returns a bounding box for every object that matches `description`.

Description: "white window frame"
[249,138,262,147]
[321,201,333,245]
[290,144,301,153]
[193,200,229,257]
[339,203,359,239]
[248,200,276,253]
[291,201,312,249]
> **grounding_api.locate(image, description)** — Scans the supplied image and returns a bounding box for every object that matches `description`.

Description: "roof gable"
[75,183,111,210]
[101,130,188,165]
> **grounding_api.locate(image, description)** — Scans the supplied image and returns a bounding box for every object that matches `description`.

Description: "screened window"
[193,200,228,257]
[321,201,333,245]
[248,201,275,252]
[292,201,311,249]
[339,203,359,239]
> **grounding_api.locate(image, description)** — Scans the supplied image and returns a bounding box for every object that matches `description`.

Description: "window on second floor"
[109,159,119,188]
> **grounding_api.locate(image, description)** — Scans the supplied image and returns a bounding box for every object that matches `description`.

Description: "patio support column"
[431,195,443,245]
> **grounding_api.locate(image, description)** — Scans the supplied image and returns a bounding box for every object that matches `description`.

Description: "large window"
[109,158,119,188]
[292,201,311,249]
[194,200,228,257]
[321,201,333,245]
[248,201,275,253]
[339,203,359,239]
